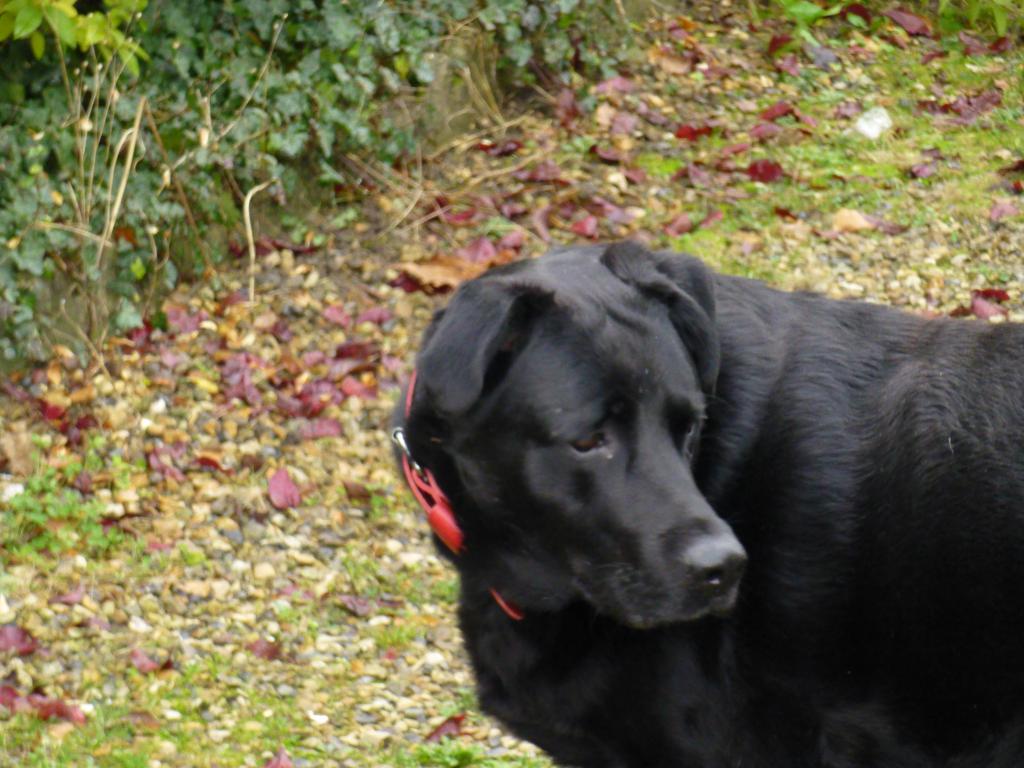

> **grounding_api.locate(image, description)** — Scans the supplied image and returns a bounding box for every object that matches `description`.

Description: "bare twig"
[58,297,109,376]
[33,221,107,246]
[243,179,278,304]
[143,101,210,272]
[614,0,628,24]
[424,116,529,161]
[97,96,146,271]
[170,15,285,175]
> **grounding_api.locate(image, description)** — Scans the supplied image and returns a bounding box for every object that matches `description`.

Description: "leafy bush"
[936,0,1024,36]
[1,0,632,364]
[1,450,125,562]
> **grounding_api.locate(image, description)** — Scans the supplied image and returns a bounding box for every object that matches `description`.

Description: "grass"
[3,13,1022,768]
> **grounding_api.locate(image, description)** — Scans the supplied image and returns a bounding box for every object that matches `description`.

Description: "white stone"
[854,107,892,140]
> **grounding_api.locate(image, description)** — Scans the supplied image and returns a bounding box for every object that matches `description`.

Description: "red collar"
[394,371,524,621]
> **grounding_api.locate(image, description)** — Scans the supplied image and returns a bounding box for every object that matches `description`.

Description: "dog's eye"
[571,432,606,453]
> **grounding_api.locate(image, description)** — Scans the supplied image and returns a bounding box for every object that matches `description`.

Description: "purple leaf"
[268,468,302,510]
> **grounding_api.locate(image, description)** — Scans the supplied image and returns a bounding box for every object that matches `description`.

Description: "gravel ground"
[2,6,1024,767]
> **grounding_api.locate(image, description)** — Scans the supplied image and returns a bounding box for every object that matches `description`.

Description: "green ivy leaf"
[43,7,78,48]
[130,257,146,280]
[0,12,15,42]
[13,5,43,39]
[114,299,143,332]
[781,0,827,26]
[29,29,44,58]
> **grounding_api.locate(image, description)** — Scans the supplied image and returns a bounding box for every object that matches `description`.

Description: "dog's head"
[401,241,746,628]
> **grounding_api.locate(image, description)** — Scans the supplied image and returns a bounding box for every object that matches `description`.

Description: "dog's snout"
[683,537,747,595]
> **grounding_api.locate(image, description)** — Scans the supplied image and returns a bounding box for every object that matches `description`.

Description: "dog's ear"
[602,240,720,393]
[415,280,551,415]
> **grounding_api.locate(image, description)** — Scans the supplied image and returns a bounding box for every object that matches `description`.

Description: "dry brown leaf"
[400,257,487,291]
[832,209,875,233]
[649,47,690,76]
[1,428,35,476]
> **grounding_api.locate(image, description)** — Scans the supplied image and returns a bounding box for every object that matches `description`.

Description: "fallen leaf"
[699,209,724,229]
[948,89,1002,125]
[1,688,87,725]
[909,161,937,178]
[401,257,484,291]
[322,304,351,327]
[832,208,875,232]
[426,713,467,742]
[863,214,908,235]
[338,594,374,617]
[841,3,873,25]
[959,31,988,56]
[130,649,172,674]
[513,160,566,184]
[50,586,86,606]
[475,139,522,157]
[28,695,86,725]
[990,201,1020,221]
[438,205,478,227]
[882,8,932,37]
[675,123,713,141]
[610,111,639,136]
[343,480,371,502]
[775,54,801,76]
[454,237,498,265]
[555,88,581,129]
[0,625,38,656]
[570,215,599,238]
[247,639,284,661]
[0,430,34,475]
[268,468,302,510]
[296,418,343,440]
[747,160,785,183]
[38,400,66,421]
[760,101,795,122]
[590,144,626,164]
[975,288,1010,303]
[595,75,635,94]
[497,229,526,251]
[971,294,1008,319]
[664,213,694,237]
[355,307,392,326]
[749,122,782,141]
[165,305,206,335]
[650,46,693,75]
[999,159,1024,175]
[990,36,1012,53]
[263,748,294,768]
[767,33,793,56]
[126,711,162,730]
[679,163,712,187]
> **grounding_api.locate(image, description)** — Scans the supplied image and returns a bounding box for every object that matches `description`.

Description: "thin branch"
[33,221,107,246]
[243,179,278,304]
[143,101,209,272]
[97,96,146,275]
[170,15,285,175]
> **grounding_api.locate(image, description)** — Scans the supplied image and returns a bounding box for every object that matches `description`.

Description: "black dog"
[394,241,1024,767]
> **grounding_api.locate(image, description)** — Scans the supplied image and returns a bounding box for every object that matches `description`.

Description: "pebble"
[253,562,276,580]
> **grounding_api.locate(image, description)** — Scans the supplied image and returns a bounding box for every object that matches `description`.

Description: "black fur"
[397,241,1024,767]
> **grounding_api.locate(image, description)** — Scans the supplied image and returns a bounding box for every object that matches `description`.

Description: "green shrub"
[1,0,632,364]
[936,0,1024,36]
[2,472,124,563]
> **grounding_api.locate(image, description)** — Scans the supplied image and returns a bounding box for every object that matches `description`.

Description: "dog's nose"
[683,537,747,595]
